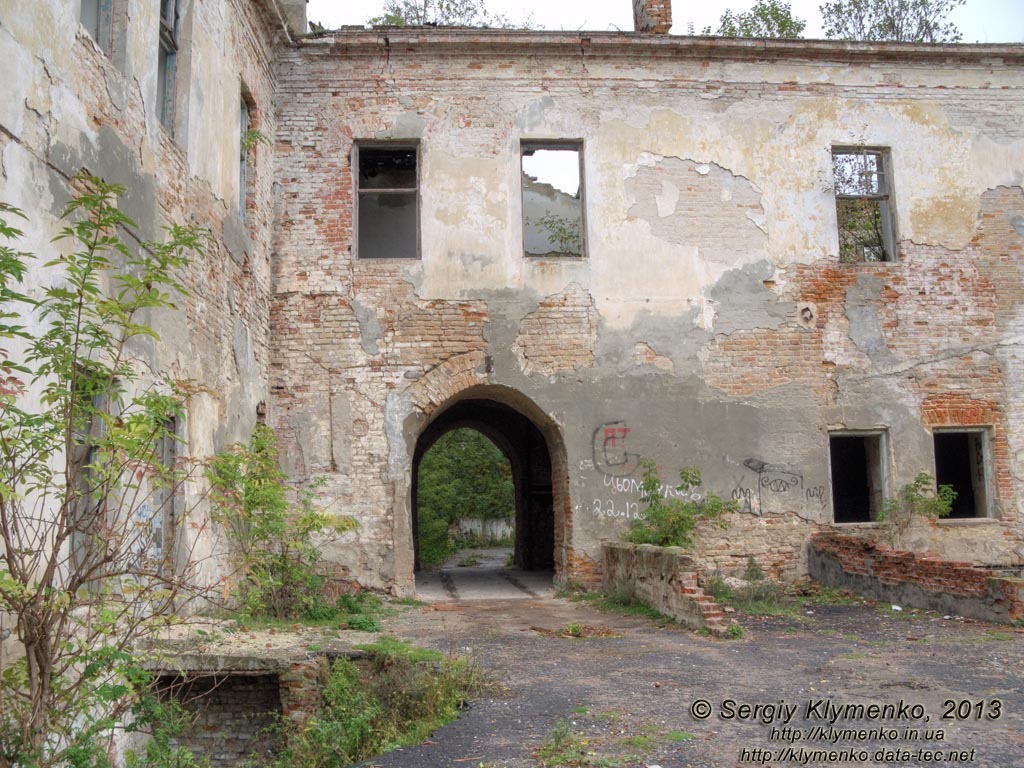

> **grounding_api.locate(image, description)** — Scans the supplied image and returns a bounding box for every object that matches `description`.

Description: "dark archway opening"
[412,399,554,574]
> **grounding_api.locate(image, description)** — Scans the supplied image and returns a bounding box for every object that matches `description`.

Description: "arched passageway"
[412,398,557,576]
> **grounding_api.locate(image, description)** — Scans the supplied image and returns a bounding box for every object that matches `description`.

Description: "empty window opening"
[934,430,990,519]
[522,142,584,257]
[830,433,886,523]
[80,0,128,70]
[356,143,418,259]
[144,416,178,569]
[69,370,113,575]
[832,147,896,263]
[239,94,251,220]
[157,0,179,130]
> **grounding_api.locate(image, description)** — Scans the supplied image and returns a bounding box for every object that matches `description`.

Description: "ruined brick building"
[2,0,1023,600]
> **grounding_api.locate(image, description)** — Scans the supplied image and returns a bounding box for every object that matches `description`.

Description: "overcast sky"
[306,0,1024,42]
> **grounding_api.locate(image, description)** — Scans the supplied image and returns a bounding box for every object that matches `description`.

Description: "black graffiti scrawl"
[732,458,804,515]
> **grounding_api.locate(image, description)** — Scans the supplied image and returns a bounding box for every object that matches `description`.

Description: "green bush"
[625,459,737,548]
[0,176,211,765]
[207,425,357,619]
[878,472,955,547]
[261,642,483,768]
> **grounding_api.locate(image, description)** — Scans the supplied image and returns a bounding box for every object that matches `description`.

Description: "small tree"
[877,472,956,547]
[207,424,356,620]
[369,0,531,28]
[704,0,807,38]
[0,176,211,764]
[626,459,737,549]
[820,0,965,42]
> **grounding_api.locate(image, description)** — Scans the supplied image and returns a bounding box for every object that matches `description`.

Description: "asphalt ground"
[358,556,1024,768]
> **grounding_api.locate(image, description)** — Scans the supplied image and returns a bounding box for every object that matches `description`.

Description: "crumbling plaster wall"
[0,0,282,611]
[270,35,1024,592]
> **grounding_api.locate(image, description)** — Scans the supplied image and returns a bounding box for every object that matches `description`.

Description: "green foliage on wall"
[417,428,514,566]
[626,459,738,549]
[207,424,357,619]
[0,175,212,765]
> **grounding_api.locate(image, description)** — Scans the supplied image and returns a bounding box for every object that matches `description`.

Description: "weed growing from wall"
[877,472,955,548]
[625,459,737,548]
[207,424,357,620]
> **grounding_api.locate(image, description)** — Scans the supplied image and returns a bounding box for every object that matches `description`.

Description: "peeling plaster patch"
[351,299,382,355]
[0,24,32,139]
[513,282,599,376]
[232,314,254,376]
[517,95,556,132]
[655,180,678,217]
[330,389,352,473]
[707,260,789,335]
[222,211,251,265]
[376,111,426,140]
[845,274,894,362]
[1012,215,1024,237]
[633,342,675,373]
[49,126,158,241]
[693,297,717,331]
[385,389,413,481]
[103,68,128,111]
[626,157,766,265]
[623,151,663,180]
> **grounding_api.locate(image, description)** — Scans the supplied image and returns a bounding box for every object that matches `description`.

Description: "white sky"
[306,0,1024,42]
[522,149,580,196]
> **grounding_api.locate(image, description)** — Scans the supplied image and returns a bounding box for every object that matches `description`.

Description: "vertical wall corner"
[632,0,672,34]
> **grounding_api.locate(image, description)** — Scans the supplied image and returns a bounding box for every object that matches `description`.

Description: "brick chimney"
[632,0,672,34]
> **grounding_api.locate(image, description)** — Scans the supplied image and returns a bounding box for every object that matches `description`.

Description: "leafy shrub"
[625,459,737,548]
[346,614,381,632]
[878,472,955,546]
[207,424,357,619]
[0,177,212,765]
[125,695,210,768]
[261,643,484,768]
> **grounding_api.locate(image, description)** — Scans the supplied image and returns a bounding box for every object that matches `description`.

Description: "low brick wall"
[602,542,728,634]
[810,532,1024,624]
[150,654,323,766]
[155,673,282,766]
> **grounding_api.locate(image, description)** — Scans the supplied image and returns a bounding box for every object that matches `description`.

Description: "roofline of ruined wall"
[288,28,1024,68]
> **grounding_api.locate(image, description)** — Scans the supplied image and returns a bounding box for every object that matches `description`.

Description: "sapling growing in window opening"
[877,472,955,548]
[625,459,738,548]
[0,174,213,765]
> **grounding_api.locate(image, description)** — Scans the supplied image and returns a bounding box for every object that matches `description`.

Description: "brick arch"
[406,381,573,585]
[406,350,490,415]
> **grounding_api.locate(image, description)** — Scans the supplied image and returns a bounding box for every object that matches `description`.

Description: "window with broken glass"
[832,148,896,263]
[521,142,585,258]
[157,0,179,131]
[239,96,250,220]
[355,143,419,259]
